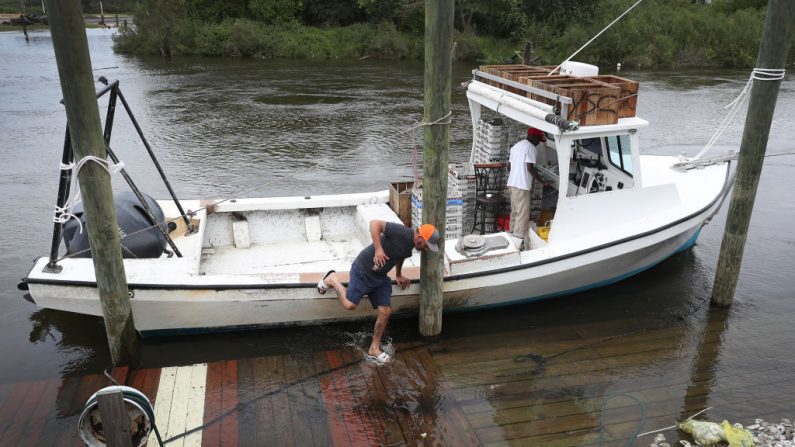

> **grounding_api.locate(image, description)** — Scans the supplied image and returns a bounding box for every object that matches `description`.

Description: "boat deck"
[1,309,789,446]
[199,235,369,275]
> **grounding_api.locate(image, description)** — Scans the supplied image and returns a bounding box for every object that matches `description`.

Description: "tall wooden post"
[45,0,138,365]
[711,0,795,306]
[419,0,454,337]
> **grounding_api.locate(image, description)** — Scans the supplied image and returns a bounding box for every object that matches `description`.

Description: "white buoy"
[617,62,622,72]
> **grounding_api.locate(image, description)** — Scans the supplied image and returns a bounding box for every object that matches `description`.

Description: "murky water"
[1,28,794,444]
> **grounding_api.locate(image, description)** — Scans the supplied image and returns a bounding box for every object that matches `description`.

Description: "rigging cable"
[548,0,645,76]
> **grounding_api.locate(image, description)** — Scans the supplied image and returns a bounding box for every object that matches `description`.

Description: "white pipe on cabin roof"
[467,81,555,114]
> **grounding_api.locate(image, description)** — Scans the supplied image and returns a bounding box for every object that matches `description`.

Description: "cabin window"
[606,135,633,176]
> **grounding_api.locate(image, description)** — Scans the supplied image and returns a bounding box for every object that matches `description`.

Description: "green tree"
[248,0,301,23]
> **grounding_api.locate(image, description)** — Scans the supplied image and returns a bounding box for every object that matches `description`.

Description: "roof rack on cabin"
[474,64,639,126]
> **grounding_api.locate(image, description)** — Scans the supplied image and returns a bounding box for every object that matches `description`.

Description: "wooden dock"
[1,311,791,446]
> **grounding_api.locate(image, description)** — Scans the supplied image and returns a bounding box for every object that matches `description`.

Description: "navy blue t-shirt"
[354,222,415,277]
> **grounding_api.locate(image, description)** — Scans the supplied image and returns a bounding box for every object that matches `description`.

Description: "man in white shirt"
[507,128,548,248]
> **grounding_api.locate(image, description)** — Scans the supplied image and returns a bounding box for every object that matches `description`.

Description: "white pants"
[509,186,531,245]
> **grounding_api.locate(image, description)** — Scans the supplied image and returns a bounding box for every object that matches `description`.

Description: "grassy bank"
[113,19,514,62]
[112,0,793,68]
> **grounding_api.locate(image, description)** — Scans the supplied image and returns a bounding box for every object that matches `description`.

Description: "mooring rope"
[54,113,453,262]
[692,68,786,161]
[54,155,125,234]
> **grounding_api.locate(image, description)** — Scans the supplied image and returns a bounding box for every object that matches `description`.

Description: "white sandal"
[317,270,335,294]
[371,351,392,365]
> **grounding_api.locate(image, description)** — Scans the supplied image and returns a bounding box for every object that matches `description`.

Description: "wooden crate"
[528,77,621,126]
[586,75,639,118]
[477,65,552,94]
[389,181,413,227]
[517,74,573,103]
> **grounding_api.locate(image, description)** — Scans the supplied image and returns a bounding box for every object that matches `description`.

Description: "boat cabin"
[460,63,647,251]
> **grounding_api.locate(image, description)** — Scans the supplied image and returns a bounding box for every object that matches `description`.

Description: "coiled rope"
[692,68,786,160]
[55,113,453,263]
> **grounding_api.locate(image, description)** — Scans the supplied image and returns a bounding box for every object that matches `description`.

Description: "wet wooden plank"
[376,352,423,445]
[36,377,81,447]
[473,374,795,447]
[236,358,257,446]
[55,373,108,447]
[0,381,37,443]
[19,379,60,447]
[251,357,276,446]
[201,361,224,447]
[150,366,178,445]
[0,383,14,411]
[340,349,386,446]
[438,324,695,388]
[342,348,405,447]
[159,364,208,447]
[326,349,366,446]
[128,367,161,406]
[283,354,314,447]
[110,367,129,385]
[464,360,794,439]
[220,360,239,446]
[387,348,449,446]
[369,362,409,446]
[320,350,353,447]
[416,348,482,446]
[405,347,478,447]
[267,355,295,447]
[299,351,330,447]
[184,364,208,446]
[452,329,736,407]
[4,379,52,446]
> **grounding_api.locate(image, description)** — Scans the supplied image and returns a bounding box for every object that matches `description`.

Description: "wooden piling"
[45,0,138,365]
[711,0,795,307]
[96,389,133,447]
[419,0,454,337]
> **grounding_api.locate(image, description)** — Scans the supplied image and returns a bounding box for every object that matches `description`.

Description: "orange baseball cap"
[418,224,440,252]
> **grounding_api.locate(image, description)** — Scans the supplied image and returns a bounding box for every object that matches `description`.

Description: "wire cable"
[549,0,645,76]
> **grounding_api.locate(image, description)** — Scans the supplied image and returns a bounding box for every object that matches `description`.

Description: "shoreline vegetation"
[6,0,795,68]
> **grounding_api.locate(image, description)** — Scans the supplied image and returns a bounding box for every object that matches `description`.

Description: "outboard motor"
[63,191,168,258]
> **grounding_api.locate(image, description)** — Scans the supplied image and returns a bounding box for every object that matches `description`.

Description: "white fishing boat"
[21,63,733,335]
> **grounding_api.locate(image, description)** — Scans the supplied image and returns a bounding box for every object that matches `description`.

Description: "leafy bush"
[112,0,791,68]
[248,0,301,24]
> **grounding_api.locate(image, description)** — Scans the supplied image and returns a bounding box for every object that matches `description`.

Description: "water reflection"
[679,307,730,421]
[27,309,111,377]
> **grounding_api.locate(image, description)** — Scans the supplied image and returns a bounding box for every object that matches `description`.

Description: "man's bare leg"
[323,272,357,310]
[369,305,392,357]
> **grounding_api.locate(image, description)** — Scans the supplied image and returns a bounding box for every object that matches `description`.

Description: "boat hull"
[26,205,709,336]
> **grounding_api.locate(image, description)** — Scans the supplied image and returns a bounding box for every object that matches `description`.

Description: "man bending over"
[317,220,440,365]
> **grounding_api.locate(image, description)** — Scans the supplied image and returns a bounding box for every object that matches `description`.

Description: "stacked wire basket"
[448,163,476,235]
[410,186,464,240]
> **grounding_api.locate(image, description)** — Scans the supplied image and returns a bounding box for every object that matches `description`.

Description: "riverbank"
[112,20,514,62]
[0,13,131,31]
[110,1,794,68]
